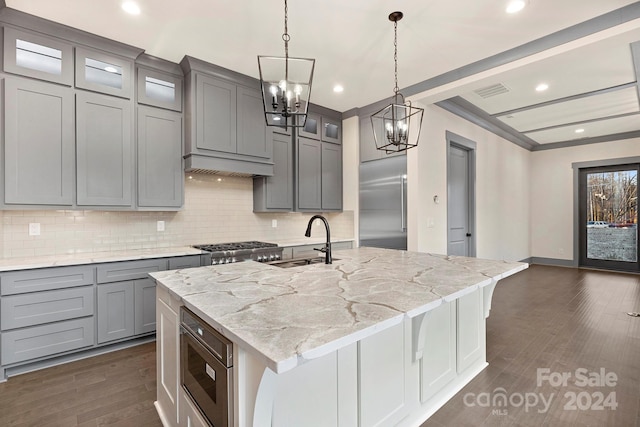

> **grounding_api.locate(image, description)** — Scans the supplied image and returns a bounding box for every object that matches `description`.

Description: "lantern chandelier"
[371,11,424,153]
[258,0,315,128]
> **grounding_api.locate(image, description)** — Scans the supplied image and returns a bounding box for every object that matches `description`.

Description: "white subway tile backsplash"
[1,174,354,258]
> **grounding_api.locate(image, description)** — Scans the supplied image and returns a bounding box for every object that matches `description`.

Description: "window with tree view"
[585,169,637,263]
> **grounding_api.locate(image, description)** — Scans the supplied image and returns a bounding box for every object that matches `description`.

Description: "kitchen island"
[151,247,527,427]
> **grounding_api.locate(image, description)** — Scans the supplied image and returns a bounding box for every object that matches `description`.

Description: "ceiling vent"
[474,83,509,99]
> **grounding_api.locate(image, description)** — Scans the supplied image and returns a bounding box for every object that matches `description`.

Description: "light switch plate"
[29,223,41,236]
[157,221,165,232]
[272,219,277,228]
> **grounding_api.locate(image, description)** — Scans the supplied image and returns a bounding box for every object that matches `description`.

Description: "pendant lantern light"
[258,0,315,128]
[371,11,424,153]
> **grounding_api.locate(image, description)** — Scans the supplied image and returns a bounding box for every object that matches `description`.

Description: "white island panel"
[150,247,528,427]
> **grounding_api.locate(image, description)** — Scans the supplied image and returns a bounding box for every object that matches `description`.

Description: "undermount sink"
[269,257,339,268]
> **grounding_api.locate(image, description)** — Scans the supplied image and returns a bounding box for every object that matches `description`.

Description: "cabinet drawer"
[1,286,94,330]
[1,317,94,365]
[97,259,168,283]
[0,266,94,296]
[168,255,202,270]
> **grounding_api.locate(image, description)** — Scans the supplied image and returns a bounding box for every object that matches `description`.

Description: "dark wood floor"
[0,265,638,426]
[0,342,163,427]
[424,265,640,427]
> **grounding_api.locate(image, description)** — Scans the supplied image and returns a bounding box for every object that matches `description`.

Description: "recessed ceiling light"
[506,0,526,14]
[121,1,141,15]
[575,128,585,134]
[104,66,118,73]
[535,83,549,92]
[333,85,344,93]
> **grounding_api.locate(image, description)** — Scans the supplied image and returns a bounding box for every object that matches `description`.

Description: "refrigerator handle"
[401,175,407,232]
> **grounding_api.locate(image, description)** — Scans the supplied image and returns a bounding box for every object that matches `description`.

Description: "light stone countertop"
[150,247,527,374]
[0,246,206,272]
[0,238,354,272]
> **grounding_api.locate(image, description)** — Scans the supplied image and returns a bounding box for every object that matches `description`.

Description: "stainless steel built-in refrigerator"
[359,155,407,250]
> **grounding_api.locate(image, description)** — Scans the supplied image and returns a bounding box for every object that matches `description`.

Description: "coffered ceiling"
[5,0,640,149]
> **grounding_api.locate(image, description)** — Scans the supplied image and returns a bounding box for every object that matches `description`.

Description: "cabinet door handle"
[466,233,472,237]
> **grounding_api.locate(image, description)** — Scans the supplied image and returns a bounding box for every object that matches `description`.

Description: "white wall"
[407,104,531,261]
[342,116,360,246]
[530,138,640,261]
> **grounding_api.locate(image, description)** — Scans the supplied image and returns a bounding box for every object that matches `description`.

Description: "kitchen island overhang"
[151,247,527,426]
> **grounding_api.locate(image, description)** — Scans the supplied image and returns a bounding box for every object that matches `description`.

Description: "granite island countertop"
[150,247,527,374]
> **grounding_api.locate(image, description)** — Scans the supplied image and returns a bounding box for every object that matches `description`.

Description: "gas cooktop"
[192,241,282,265]
[192,241,278,253]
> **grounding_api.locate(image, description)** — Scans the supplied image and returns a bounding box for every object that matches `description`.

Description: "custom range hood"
[181,55,275,177]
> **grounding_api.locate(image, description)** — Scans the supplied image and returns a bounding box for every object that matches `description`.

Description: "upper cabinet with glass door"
[137,67,183,112]
[297,109,342,144]
[3,27,74,85]
[75,47,133,98]
[321,116,341,144]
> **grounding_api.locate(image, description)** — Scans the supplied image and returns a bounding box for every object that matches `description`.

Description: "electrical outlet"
[272,219,277,228]
[426,218,435,228]
[29,223,41,236]
[157,221,165,232]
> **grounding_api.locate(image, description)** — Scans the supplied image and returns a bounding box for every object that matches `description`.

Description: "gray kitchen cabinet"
[321,142,343,210]
[1,286,94,330]
[0,265,96,366]
[76,91,134,206]
[181,56,273,176]
[96,258,167,284]
[296,136,322,210]
[359,115,382,162]
[3,77,74,206]
[134,278,156,335]
[168,255,202,270]
[298,111,321,140]
[253,132,294,212]
[97,281,135,344]
[196,73,237,154]
[194,73,270,158]
[359,115,404,162]
[298,110,341,145]
[136,65,183,112]
[96,258,171,342]
[75,46,133,99]
[0,255,195,377]
[1,317,94,365]
[137,106,183,208]
[0,265,94,296]
[237,85,271,158]
[296,136,343,212]
[321,116,341,145]
[3,26,74,86]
